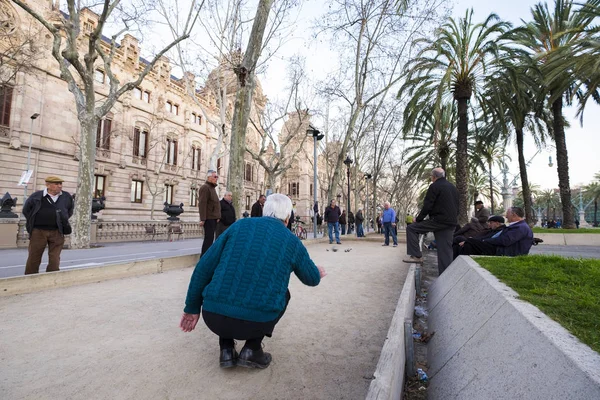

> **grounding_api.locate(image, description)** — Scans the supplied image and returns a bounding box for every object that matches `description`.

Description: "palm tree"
[401,9,511,224]
[537,189,561,224]
[584,181,600,226]
[403,103,457,176]
[481,53,549,225]
[516,0,599,228]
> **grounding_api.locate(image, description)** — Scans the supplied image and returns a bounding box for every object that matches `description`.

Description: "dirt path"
[0,241,408,400]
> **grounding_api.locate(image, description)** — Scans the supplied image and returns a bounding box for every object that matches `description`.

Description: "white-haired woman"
[180,194,326,369]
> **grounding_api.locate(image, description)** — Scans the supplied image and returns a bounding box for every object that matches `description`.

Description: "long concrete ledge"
[427,256,600,399]
[366,264,416,400]
[535,232,600,246]
[0,254,200,297]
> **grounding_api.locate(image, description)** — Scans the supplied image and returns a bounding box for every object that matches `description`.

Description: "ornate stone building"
[0,0,288,222]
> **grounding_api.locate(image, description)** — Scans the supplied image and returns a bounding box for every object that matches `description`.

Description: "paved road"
[530,244,600,259]
[0,239,203,278]
[0,241,407,400]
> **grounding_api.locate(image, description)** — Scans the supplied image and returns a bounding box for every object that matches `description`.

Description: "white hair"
[206,170,217,179]
[263,193,292,222]
[223,191,232,198]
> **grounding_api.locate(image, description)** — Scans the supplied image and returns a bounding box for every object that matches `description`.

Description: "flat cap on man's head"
[474,200,484,205]
[488,215,505,223]
[45,176,64,183]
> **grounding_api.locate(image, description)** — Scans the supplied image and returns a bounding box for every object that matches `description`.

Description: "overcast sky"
[259,0,599,191]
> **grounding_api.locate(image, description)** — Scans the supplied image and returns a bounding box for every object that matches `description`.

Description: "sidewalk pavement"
[0,241,409,400]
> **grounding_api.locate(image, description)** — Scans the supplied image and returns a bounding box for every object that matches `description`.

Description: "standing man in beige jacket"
[198,170,221,256]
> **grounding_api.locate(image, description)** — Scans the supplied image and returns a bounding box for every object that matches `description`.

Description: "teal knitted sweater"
[184,217,321,322]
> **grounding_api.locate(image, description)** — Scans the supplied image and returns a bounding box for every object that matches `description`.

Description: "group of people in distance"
[403,168,535,275]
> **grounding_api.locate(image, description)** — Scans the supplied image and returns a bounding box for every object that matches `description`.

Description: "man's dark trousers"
[460,238,497,256]
[201,219,218,257]
[406,220,455,274]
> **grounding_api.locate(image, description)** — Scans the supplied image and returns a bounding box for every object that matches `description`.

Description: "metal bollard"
[404,321,416,378]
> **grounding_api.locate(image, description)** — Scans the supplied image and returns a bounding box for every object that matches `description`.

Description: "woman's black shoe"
[237,347,272,369]
[219,348,238,368]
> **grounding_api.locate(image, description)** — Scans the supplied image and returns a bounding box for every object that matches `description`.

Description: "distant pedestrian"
[216,191,236,239]
[324,199,342,244]
[405,213,414,226]
[381,202,398,247]
[198,170,221,257]
[355,209,365,237]
[474,200,490,221]
[286,196,296,231]
[23,176,74,275]
[339,210,347,235]
[403,168,459,275]
[251,195,266,217]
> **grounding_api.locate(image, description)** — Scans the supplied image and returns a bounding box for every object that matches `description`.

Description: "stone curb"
[365,264,416,400]
[427,256,600,399]
[0,254,200,297]
[535,232,600,246]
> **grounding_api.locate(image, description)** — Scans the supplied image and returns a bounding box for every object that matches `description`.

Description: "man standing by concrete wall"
[198,170,221,257]
[23,176,74,275]
[403,168,459,275]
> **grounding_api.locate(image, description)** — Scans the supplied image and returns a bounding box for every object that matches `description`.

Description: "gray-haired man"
[403,168,459,275]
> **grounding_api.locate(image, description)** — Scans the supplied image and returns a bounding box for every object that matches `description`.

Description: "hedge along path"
[0,241,409,400]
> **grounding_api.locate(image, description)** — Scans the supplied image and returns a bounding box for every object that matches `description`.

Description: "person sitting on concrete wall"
[453,215,506,259]
[179,194,327,370]
[459,207,533,257]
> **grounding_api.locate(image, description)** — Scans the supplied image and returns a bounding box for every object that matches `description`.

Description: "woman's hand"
[317,265,327,278]
[179,313,200,332]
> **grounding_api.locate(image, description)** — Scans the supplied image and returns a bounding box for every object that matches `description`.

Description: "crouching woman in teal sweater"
[180,193,327,369]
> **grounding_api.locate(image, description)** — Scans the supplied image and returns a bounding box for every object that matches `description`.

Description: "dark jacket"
[416,177,459,226]
[355,210,364,224]
[219,199,236,226]
[23,190,74,235]
[348,212,355,224]
[475,225,505,240]
[484,220,533,256]
[287,209,295,230]
[198,181,221,221]
[251,201,263,217]
[339,212,347,225]
[324,205,341,223]
[454,218,485,238]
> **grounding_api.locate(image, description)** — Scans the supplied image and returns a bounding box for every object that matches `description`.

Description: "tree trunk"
[551,96,575,228]
[516,127,534,226]
[70,118,97,249]
[455,96,469,225]
[594,199,597,226]
[488,164,495,214]
[227,0,274,214]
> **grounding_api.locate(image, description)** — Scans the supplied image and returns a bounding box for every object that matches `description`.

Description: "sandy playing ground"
[0,241,409,400]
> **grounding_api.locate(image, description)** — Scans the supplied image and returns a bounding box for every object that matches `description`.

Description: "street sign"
[18,170,33,186]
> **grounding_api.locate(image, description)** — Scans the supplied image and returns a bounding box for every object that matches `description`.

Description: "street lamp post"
[365,173,372,233]
[24,113,40,203]
[343,156,352,219]
[307,125,324,238]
